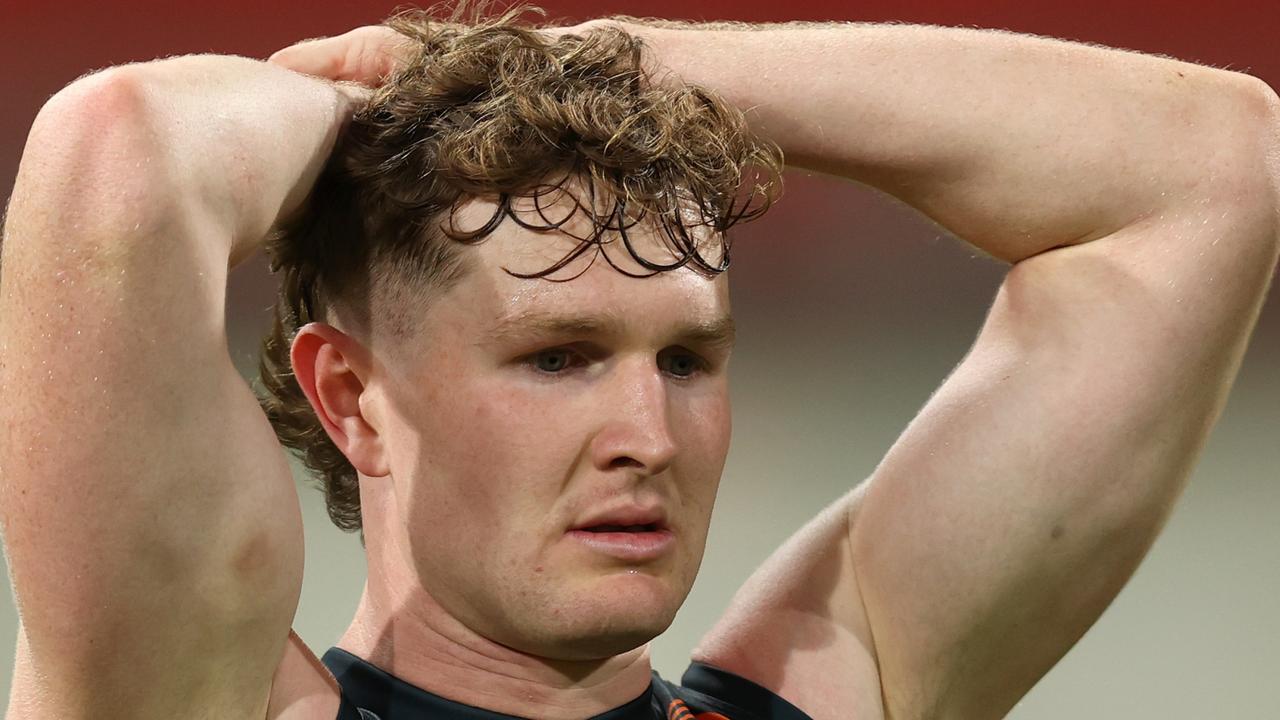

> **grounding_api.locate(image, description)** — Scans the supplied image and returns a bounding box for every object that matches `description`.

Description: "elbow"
[1224,71,1280,184]
[1237,74,1280,250]
[1226,72,1279,190]
[1254,77,1280,239]
[15,67,180,245]
[1178,71,1280,250]
[28,66,154,158]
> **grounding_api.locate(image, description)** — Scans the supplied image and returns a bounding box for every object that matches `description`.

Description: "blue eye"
[659,349,704,378]
[525,347,705,377]
[532,349,576,373]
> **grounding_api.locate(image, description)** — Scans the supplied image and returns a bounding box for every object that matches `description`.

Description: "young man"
[1,6,1276,720]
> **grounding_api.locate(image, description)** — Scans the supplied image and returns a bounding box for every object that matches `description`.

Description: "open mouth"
[581,523,662,533]
[568,523,675,560]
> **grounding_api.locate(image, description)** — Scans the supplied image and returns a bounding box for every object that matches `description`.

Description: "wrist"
[131,56,357,262]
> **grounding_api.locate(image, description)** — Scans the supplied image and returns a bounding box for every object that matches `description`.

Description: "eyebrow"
[484,310,737,350]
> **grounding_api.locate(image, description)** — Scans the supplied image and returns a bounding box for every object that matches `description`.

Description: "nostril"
[608,456,644,470]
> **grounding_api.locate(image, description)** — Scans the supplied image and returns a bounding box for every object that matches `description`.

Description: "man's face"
[367,196,734,661]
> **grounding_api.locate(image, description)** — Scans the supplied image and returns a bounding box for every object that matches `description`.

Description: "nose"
[588,358,679,475]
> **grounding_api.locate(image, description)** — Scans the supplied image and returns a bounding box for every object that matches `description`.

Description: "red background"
[3,0,1278,206]
[2,3,1278,716]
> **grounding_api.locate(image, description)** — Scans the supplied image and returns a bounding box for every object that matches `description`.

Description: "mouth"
[570,505,669,533]
[567,526,675,561]
[567,511,674,562]
[577,523,664,533]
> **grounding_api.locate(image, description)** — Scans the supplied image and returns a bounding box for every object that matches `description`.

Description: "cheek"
[684,383,732,465]
[398,376,575,533]
[673,384,732,519]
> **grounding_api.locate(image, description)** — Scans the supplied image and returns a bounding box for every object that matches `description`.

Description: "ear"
[289,322,390,478]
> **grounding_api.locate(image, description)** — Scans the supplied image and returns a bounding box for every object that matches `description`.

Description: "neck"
[337,540,654,718]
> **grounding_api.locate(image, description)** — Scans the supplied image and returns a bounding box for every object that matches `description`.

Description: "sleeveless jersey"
[324,646,814,720]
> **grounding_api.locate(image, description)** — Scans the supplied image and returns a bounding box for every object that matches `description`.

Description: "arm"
[607,20,1279,719]
[0,57,357,718]
[612,20,1275,263]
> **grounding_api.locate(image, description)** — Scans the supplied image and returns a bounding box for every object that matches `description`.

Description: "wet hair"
[256,1,783,535]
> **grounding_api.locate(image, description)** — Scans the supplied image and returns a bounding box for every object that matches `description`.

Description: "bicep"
[851,213,1279,718]
[0,87,303,717]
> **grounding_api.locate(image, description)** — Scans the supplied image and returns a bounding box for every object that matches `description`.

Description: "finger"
[269,27,410,87]
[340,26,415,85]
[267,36,344,79]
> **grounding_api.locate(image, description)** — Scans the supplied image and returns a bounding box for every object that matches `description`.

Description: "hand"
[267,21,600,86]
[268,25,413,86]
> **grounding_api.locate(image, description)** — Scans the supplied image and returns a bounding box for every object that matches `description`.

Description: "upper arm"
[0,71,303,718]
[695,81,1279,720]
[849,193,1278,717]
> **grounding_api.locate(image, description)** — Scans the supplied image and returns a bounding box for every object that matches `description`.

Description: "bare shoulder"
[691,487,886,720]
[268,630,343,720]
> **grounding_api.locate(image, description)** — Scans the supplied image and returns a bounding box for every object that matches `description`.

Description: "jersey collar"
[322,646,659,720]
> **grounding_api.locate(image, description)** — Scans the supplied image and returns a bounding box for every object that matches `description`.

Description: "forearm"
[13,54,354,267]
[614,20,1278,262]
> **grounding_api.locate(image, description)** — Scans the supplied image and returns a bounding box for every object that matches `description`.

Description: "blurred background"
[1,0,1277,717]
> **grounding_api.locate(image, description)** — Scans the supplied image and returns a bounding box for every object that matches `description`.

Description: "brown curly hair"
[256,1,784,536]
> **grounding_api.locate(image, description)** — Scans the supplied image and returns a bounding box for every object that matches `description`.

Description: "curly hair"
[256,1,784,536]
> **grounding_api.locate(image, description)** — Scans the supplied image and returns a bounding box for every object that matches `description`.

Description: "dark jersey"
[324,647,814,720]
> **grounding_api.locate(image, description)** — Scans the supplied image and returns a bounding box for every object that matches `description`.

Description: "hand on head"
[268,25,412,86]
[266,21,596,87]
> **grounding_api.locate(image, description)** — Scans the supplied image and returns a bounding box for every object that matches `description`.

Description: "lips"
[568,505,675,561]
[571,506,668,533]
[579,523,662,533]
[568,527,675,561]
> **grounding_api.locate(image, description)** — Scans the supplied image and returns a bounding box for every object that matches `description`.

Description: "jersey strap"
[650,662,815,720]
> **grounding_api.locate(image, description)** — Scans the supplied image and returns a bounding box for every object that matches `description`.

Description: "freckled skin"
[356,195,734,662]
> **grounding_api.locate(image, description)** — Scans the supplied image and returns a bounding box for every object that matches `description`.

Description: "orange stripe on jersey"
[667,698,733,720]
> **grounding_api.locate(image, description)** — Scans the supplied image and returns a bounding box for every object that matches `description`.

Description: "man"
[1,4,1276,720]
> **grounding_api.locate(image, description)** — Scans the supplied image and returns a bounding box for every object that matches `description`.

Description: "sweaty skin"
[301,196,734,712]
[2,16,1278,720]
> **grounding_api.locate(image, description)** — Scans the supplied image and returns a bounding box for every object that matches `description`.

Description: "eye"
[530,348,580,374]
[659,348,706,378]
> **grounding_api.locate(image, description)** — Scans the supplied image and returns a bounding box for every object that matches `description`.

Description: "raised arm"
[0,57,357,718]
[611,20,1277,262]
[605,20,1280,719]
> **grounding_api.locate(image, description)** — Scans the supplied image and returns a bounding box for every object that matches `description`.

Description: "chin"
[518,579,685,661]
[537,614,674,662]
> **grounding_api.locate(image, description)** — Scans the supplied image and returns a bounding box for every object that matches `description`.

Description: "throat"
[336,580,657,719]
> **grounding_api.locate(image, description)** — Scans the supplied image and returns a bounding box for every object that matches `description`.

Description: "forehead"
[435,192,732,333]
